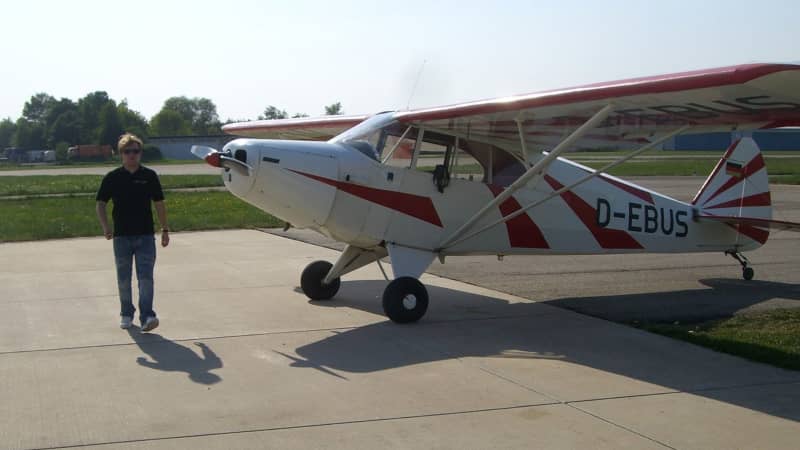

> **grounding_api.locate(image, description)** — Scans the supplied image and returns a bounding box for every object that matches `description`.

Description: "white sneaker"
[141,316,159,332]
[120,316,133,329]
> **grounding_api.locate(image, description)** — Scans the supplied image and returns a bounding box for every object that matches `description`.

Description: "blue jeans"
[113,235,157,323]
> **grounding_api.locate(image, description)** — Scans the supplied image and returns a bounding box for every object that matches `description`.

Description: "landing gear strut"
[726,251,754,281]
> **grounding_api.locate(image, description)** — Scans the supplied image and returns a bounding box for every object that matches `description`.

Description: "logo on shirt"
[133,180,148,184]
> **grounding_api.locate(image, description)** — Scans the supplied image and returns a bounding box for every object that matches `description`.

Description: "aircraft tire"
[301,260,340,300]
[382,277,429,323]
[743,267,755,281]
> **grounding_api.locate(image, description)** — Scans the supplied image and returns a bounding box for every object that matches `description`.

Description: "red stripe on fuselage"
[289,170,443,227]
[574,166,654,204]
[487,185,549,248]
[544,175,643,249]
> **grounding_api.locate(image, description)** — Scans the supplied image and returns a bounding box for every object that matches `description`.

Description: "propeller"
[191,145,252,176]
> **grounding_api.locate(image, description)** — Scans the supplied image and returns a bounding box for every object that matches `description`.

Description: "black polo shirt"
[96,166,165,236]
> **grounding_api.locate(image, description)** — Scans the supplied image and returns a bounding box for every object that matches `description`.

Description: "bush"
[142,144,163,161]
[55,141,70,161]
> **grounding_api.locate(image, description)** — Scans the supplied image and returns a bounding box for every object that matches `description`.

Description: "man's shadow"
[126,328,223,385]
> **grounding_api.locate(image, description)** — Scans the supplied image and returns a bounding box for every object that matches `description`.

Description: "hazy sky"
[1,0,798,122]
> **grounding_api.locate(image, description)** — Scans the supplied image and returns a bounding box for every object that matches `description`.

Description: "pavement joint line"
[0,282,299,305]
[471,365,676,450]
[565,402,677,450]
[0,311,571,356]
[462,356,799,449]
[23,402,567,450]
[0,326,358,356]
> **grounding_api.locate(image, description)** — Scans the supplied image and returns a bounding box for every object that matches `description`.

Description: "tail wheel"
[382,277,429,323]
[301,260,340,300]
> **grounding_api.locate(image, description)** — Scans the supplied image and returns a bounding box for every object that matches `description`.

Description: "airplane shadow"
[547,278,800,323]
[126,328,223,385]
[295,278,800,422]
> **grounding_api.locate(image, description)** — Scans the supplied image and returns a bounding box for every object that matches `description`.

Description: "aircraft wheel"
[382,277,429,323]
[743,267,755,281]
[301,260,340,300]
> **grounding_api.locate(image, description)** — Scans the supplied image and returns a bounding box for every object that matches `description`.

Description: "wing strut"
[381,126,412,163]
[440,125,691,250]
[436,103,615,250]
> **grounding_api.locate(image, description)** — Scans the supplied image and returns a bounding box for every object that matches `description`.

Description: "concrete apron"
[0,230,798,449]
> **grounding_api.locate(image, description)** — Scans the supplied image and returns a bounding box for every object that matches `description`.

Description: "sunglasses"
[123,148,142,155]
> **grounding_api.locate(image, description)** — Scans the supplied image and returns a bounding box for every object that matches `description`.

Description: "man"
[96,133,170,332]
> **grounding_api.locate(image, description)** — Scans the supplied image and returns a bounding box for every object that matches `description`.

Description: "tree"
[0,118,16,149]
[49,110,82,146]
[291,112,309,118]
[158,96,221,135]
[259,105,288,120]
[117,101,149,138]
[98,102,124,147]
[22,93,56,124]
[78,91,112,143]
[150,109,192,136]
[45,98,81,147]
[324,102,343,115]
[12,118,46,149]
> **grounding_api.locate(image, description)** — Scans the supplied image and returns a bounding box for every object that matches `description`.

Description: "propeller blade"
[191,145,218,160]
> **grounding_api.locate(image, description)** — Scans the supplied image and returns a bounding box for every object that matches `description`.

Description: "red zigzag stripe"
[544,175,643,249]
[487,186,549,248]
[705,192,772,210]
[289,170,443,227]
[725,223,770,245]
[702,153,766,206]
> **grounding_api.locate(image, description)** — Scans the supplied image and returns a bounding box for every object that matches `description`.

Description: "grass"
[0,174,223,197]
[637,309,800,370]
[0,191,282,242]
[0,158,204,171]
[770,174,800,185]
[583,157,800,177]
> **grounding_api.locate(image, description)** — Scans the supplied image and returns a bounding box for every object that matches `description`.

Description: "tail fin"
[693,137,772,245]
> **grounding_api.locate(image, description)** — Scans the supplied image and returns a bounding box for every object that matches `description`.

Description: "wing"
[222,114,368,140]
[394,63,800,155]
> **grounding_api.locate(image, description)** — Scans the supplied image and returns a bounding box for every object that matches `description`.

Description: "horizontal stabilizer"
[697,215,800,232]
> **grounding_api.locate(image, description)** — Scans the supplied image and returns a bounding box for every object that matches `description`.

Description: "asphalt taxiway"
[1,229,798,449]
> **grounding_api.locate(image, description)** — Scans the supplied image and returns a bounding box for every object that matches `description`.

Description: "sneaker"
[141,316,159,332]
[120,316,133,329]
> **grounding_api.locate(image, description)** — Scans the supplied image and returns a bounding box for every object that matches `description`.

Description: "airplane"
[192,63,800,324]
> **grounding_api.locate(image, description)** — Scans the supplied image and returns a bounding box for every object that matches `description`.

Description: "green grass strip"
[0,191,282,242]
[0,174,223,196]
[638,309,800,370]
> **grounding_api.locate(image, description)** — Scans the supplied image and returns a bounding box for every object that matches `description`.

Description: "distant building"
[664,128,800,151]
[146,135,238,160]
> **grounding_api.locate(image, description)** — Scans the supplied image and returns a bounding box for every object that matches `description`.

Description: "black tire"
[743,267,755,281]
[301,260,340,300]
[382,277,429,323]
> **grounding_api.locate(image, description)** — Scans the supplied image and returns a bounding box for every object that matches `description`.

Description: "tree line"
[0,92,344,151]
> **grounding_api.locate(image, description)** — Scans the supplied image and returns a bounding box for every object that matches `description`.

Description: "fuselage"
[218,138,758,257]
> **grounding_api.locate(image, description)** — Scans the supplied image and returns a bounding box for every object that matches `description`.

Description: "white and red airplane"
[193,63,800,323]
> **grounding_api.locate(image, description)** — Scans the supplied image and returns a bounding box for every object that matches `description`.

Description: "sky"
[1,0,798,122]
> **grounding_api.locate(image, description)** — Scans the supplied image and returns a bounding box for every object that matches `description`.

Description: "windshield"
[329,112,396,145]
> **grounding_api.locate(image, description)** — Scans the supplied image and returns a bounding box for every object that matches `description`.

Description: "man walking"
[96,133,170,332]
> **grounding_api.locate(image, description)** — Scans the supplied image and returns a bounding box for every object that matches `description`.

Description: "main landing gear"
[299,261,429,323]
[726,251,755,281]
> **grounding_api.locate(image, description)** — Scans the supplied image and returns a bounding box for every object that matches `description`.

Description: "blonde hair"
[117,133,144,152]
